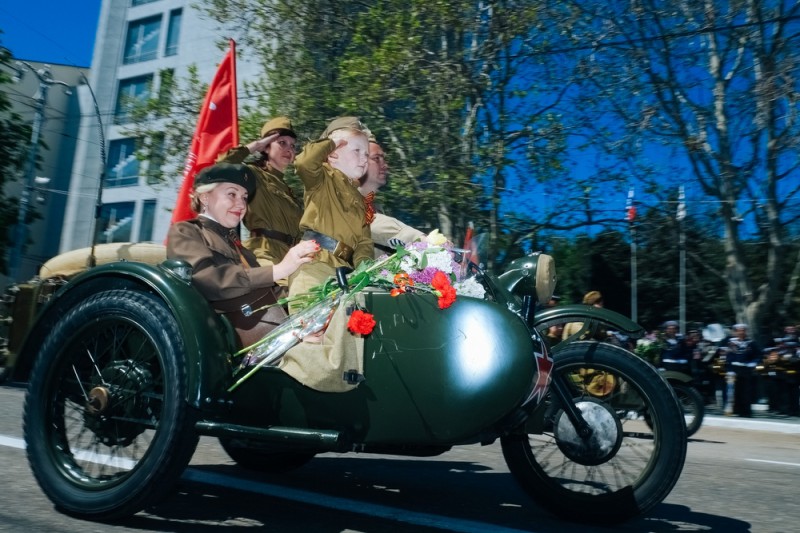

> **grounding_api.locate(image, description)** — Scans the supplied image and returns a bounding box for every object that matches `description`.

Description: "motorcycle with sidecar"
[3,247,687,525]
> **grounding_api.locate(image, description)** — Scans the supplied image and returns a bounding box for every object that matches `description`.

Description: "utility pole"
[7,63,71,281]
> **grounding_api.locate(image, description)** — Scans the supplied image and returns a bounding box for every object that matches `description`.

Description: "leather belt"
[250,228,295,246]
[302,229,354,264]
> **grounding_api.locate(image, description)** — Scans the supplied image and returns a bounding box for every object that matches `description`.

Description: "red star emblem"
[525,343,554,405]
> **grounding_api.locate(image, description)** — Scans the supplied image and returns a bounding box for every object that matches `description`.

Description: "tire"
[501,341,687,524]
[219,437,316,473]
[23,290,199,521]
[670,382,705,437]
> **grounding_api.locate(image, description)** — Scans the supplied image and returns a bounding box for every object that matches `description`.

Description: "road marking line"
[0,435,25,449]
[0,436,536,533]
[745,458,800,467]
[183,469,536,533]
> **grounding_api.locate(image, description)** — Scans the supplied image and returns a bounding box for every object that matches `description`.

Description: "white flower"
[426,229,448,246]
[454,277,486,299]
[421,249,455,274]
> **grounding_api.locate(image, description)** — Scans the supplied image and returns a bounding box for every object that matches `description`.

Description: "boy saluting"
[288,116,374,313]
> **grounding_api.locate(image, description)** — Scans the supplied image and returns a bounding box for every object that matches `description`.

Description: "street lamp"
[6,62,71,281]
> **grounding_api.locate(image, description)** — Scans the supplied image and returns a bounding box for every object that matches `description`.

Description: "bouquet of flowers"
[227,229,486,392]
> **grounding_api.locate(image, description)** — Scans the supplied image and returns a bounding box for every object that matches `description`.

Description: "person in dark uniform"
[726,323,761,417]
[166,162,318,347]
[216,117,304,278]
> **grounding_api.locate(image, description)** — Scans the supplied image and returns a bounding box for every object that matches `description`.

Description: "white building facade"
[62,0,259,253]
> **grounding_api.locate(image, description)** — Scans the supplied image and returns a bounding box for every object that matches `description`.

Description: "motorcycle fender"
[11,261,236,409]
[534,304,645,337]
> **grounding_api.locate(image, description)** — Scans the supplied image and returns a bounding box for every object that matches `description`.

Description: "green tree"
[0,44,35,276]
[539,0,800,336]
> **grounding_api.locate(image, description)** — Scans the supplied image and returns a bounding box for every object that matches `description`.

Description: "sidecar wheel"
[23,290,198,520]
[501,341,686,524]
[219,438,316,473]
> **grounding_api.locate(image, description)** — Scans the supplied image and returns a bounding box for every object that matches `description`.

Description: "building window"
[123,15,162,64]
[96,202,135,244]
[165,9,182,56]
[131,0,159,7]
[114,74,152,124]
[106,139,140,187]
[139,200,157,241]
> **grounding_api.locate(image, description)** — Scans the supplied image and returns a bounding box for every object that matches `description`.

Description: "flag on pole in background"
[170,40,239,225]
[625,187,636,222]
[677,185,686,221]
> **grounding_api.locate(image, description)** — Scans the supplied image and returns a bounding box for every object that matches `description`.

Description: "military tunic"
[217,146,303,265]
[370,212,425,257]
[295,139,373,268]
[166,216,286,347]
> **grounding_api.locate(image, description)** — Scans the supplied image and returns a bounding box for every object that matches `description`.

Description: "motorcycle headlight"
[497,252,557,304]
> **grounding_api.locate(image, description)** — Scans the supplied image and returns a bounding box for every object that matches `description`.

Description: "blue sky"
[0,2,102,67]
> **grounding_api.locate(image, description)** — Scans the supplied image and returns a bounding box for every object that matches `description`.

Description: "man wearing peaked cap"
[194,162,257,199]
[319,116,371,139]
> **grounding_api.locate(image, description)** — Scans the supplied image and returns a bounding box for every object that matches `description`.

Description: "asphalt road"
[1,384,798,533]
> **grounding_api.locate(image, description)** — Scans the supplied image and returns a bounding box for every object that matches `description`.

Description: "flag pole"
[627,188,637,323]
[678,185,686,336]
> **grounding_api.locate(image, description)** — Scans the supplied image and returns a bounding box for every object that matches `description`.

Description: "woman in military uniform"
[217,117,304,274]
[166,162,318,348]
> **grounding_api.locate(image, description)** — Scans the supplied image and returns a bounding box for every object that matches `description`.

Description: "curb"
[701,415,800,434]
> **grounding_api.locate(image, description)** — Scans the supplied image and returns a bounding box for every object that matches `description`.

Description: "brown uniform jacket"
[217,146,303,263]
[166,216,287,347]
[295,139,373,267]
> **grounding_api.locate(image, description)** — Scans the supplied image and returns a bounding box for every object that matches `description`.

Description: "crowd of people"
[638,320,800,417]
[546,291,800,418]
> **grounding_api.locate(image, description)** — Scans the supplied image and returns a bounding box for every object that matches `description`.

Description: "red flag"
[170,40,239,225]
[625,187,636,223]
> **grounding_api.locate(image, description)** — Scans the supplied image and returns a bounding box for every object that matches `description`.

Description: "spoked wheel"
[219,438,316,473]
[501,341,687,524]
[669,382,705,437]
[23,290,198,520]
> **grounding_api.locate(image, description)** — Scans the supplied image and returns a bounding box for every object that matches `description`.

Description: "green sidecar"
[7,252,687,525]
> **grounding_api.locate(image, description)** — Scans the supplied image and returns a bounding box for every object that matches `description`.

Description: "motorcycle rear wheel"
[23,290,198,520]
[669,382,705,437]
[501,341,686,524]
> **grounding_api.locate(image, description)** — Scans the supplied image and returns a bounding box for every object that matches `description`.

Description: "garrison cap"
[194,163,257,201]
[260,116,296,139]
[663,320,679,328]
[582,290,603,305]
[319,116,371,139]
[732,323,748,330]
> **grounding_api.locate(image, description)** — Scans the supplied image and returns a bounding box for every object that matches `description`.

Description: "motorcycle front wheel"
[501,341,687,524]
[23,290,198,520]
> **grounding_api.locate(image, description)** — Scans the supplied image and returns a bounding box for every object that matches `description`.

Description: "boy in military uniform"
[288,116,374,313]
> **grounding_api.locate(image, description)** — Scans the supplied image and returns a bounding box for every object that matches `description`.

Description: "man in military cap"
[217,116,304,284]
[726,323,761,417]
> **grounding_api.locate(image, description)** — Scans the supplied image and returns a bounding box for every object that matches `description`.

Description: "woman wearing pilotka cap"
[217,116,304,284]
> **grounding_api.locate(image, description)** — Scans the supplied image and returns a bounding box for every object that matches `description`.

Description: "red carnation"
[430,270,456,309]
[437,285,457,309]
[347,309,376,335]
